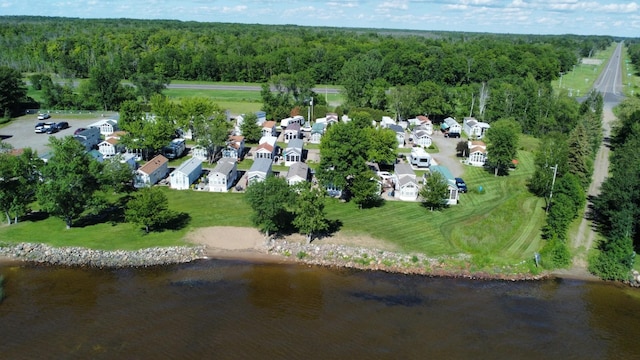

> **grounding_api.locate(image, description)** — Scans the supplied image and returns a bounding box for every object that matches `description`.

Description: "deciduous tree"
[245,176,294,237]
[486,118,520,176]
[419,171,450,211]
[292,185,330,243]
[125,187,172,233]
[37,137,101,229]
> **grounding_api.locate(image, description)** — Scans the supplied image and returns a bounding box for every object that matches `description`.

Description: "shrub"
[296,251,308,259]
[539,236,571,269]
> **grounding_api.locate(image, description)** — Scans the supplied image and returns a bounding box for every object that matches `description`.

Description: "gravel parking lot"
[429,130,465,177]
[1,113,116,155]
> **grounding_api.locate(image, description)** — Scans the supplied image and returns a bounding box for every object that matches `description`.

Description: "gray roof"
[311,122,326,134]
[249,158,272,174]
[388,124,404,133]
[287,138,304,150]
[286,162,309,180]
[398,176,418,187]
[394,163,415,177]
[286,122,301,131]
[212,158,236,175]
[175,157,202,175]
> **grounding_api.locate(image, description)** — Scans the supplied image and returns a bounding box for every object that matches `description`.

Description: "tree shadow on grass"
[159,211,191,232]
[21,211,49,223]
[74,196,131,228]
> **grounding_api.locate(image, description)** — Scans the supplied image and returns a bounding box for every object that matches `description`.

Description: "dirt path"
[570,103,615,269]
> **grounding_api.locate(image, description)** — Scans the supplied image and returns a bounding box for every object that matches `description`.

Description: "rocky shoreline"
[0,242,206,268]
[0,240,569,282]
[265,238,549,281]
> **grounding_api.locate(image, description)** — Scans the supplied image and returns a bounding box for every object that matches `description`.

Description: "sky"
[1,0,638,38]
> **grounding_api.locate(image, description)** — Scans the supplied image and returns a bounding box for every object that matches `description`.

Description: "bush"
[296,251,308,259]
[539,236,571,269]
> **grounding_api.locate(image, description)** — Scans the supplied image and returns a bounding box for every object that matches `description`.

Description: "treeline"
[590,98,640,280]
[0,16,613,134]
[527,91,603,268]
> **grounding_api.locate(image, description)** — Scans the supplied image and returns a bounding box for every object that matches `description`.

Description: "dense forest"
[0,16,613,135]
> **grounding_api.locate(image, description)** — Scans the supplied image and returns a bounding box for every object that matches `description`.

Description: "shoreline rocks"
[0,242,206,268]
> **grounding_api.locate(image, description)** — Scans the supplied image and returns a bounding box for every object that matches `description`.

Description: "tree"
[37,137,101,229]
[125,187,172,233]
[240,112,262,143]
[527,132,569,198]
[80,61,136,111]
[419,171,450,211]
[317,122,369,192]
[486,119,520,176]
[131,72,170,103]
[0,66,27,117]
[292,185,330,243]
[0,147,43,224]
[245,176,294,237]
[350,170,382,209]
[566,123,592,189]
[456,140,469,157]
[98,156,135,193]
[366,127,397,165]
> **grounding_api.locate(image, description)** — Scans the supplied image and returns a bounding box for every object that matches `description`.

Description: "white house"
[315,113,339,126]
[170,157,203,190]
[442,117,462,135]
[468,140,488,167]
[89,118,118,136]
[247,158,272,185]
[388,124,406,148]
[222,135,245,160]
[116,152,138,170]
[208,158,238,192]
[380,116,396,128]
[394,163,419,201]
[135,155,169,188]
[192,145,208,161]
[286,162,309,186]
[283,138,304,166]
[255,136,277,159]
[261,120,277,137]
[283,122,302,143]
[463,117,491,139]
[98,137,123,159]
[408,116,433,134]
[412,127,432,148]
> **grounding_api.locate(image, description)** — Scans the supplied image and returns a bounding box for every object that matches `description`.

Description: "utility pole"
[546,164,558,213]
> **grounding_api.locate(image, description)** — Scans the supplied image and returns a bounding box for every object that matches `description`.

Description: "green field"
[551,43,615,97]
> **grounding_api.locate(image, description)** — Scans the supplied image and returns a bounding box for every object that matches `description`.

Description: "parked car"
[46,124,59,134]
[74,127,87,135]
[34,122,45,133]
[37,113,51,120]
[56,121,69,130]
[455,177,467,193]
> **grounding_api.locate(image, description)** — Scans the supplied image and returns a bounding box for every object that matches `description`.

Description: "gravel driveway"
[429,130,465,177]
[1,113,114,155]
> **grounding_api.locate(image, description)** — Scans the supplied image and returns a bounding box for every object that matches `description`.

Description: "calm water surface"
[1,259,640,359]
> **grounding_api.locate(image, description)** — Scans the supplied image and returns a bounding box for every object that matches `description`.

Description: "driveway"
[0,113,114,155]
[429,130,465,177]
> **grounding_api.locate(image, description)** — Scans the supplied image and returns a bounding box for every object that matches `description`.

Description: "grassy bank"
[551,43,615,97]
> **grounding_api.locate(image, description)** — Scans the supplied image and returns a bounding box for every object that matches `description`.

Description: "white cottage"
[310,122,326,144]
[247,158,272,185]
[89,119,119,136]
[394,163,418,201]
[135,155,169,188]
[222,135,245,160]
[170,157,203,190]
[283,123,302,143]
[98,137,123,159]
[286,162,309,186]
[284,138,304,166]
[463,117,491,139]
[412,127,432,148]
[261,120,277,137]
[208,158,238,192]
[442,117,462,135]
[388,124,406,148]
[468,140,488,167]
[255,136,277,159]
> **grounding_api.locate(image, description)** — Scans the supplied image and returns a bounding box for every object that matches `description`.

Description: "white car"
[37,113,51,120]
[376,171,393,181]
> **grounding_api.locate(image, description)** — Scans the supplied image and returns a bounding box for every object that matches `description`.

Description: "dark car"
[56,121,69,130]
[455,177,467,193]
[446,132,461,138]
[74,127,87,135]
[46,124,59,134]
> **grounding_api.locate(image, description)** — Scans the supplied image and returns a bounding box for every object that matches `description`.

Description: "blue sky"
[2,0,638,37]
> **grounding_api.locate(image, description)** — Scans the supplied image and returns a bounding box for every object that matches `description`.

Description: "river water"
[1,259,640,359]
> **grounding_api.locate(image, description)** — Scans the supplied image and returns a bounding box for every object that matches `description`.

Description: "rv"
[280,115,305,129]
[162,138,186,159]
[409,147,432,168]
